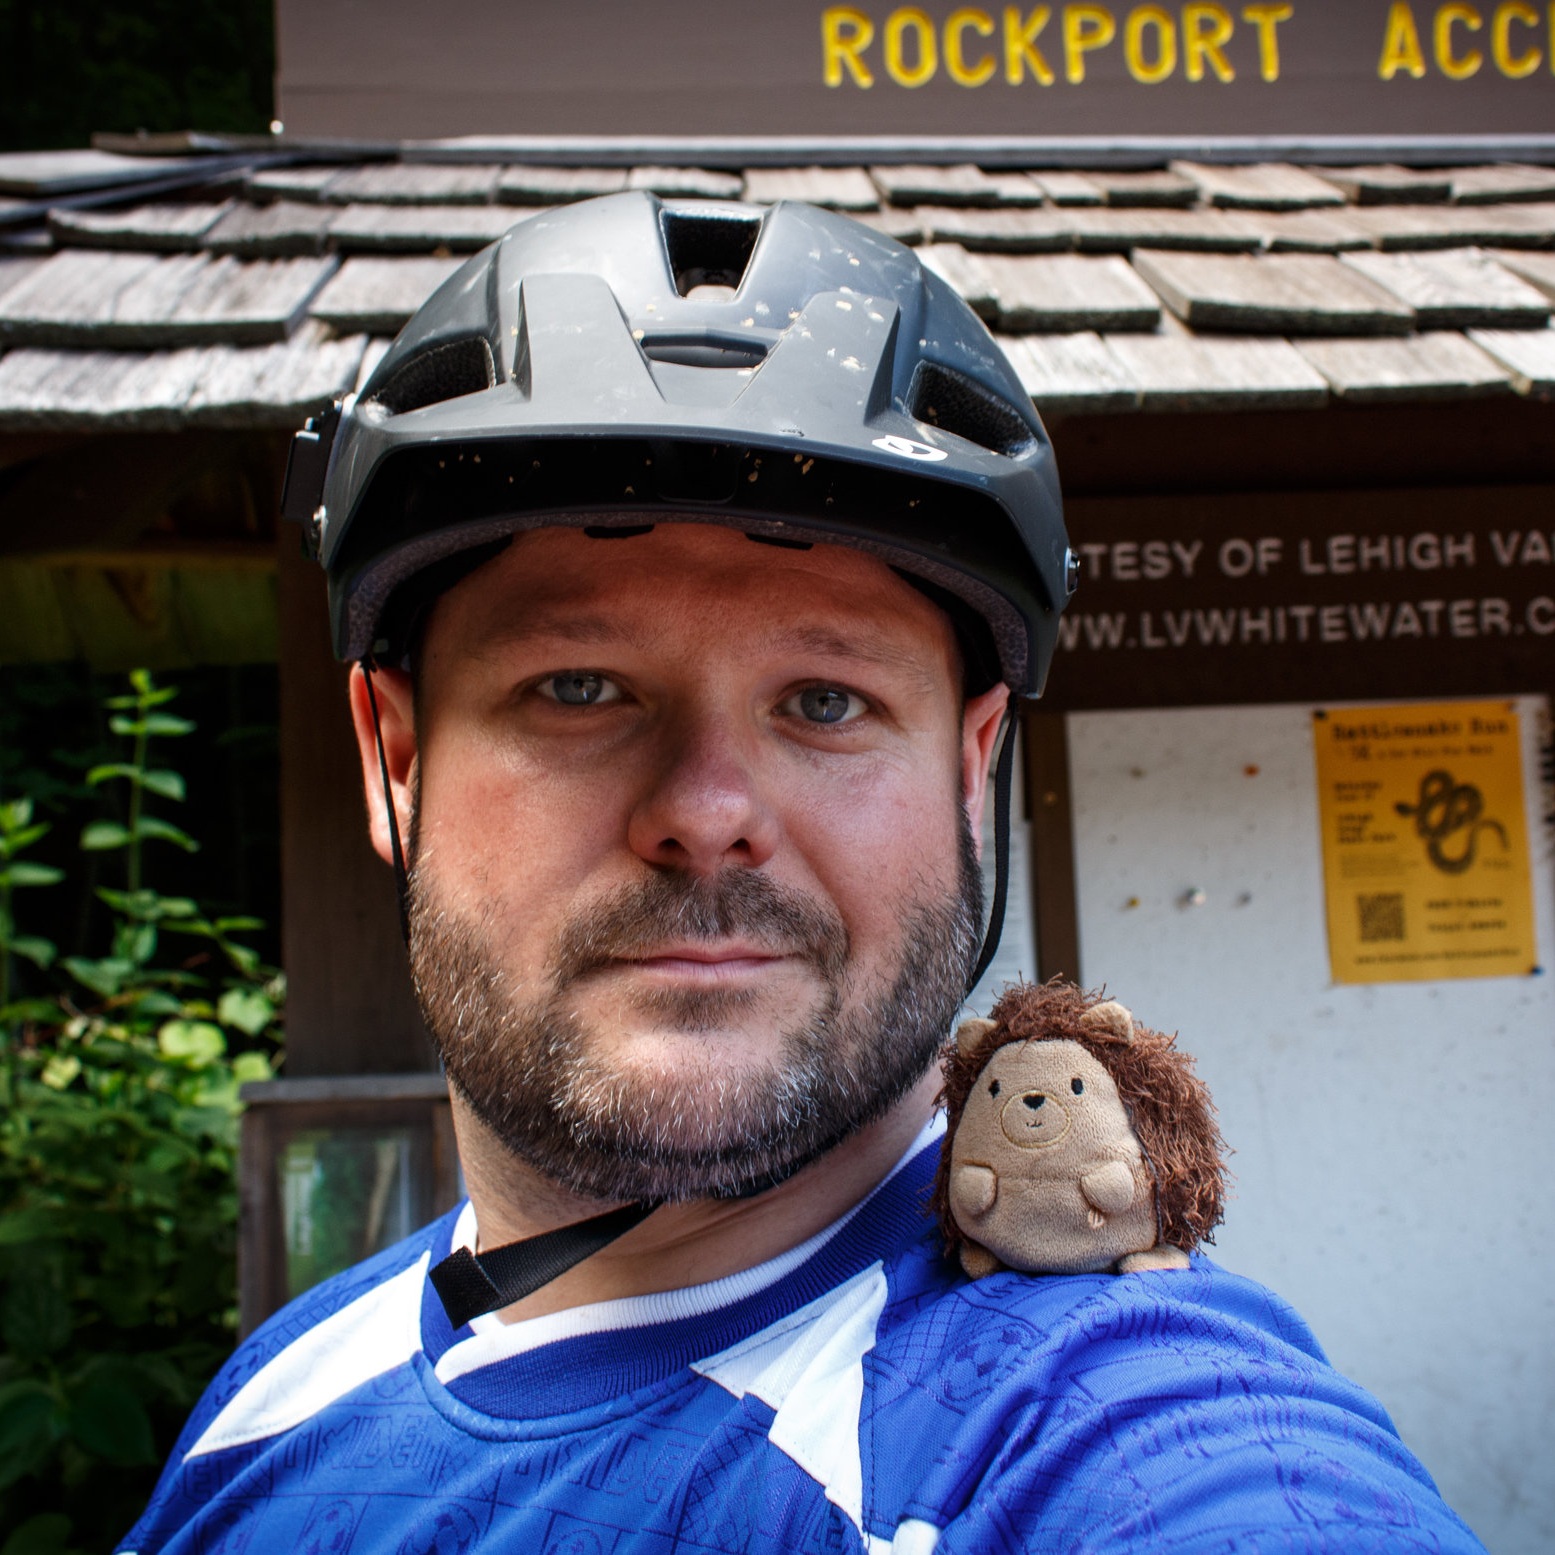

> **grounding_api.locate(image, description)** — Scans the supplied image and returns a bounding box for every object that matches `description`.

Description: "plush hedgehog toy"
[932,980,1227,1279]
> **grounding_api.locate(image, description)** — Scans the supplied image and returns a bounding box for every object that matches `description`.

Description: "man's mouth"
[611,944,790,982]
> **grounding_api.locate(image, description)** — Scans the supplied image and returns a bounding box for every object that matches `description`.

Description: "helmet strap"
[967,707,1019,996]
[360,656,412,947]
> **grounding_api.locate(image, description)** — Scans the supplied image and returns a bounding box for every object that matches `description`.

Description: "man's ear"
[960,684,1011,858]
[347,663,418,869]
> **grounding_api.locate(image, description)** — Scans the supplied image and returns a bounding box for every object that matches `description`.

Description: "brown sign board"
[276,1,1555,142]
[1041,485,1555,711]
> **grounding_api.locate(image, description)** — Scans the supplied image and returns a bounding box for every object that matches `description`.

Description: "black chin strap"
[430,1202,657,1328]
[420,701,1021,1329]
[967,706,1020,995]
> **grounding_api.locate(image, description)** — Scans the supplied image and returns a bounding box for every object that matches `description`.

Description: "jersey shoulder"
[864,1237,1484,1552]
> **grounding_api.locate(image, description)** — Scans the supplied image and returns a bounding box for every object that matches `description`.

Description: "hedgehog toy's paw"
[959,1242,1003,1280]
[1117,1245,1191,1274]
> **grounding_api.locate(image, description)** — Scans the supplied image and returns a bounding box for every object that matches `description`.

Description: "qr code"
[1357,893,1405,943]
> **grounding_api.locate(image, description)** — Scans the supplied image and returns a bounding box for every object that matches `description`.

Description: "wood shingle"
[625,167,743,199]
[204,201,338,257]
[869,165,1041,208]
[309,256,464,334]
[997,331,1139,415]
[1467,327,1555,395]
[1132,250,1416,335]
[1102,325,1329,412]
[1305,166,1452,205]
[0,250,337,348]
[325,203,521,253]
[740,167,878,210]
[1293,333,1513,402]
[320,163,503,205]
[979,254,1161,333]
[1486,250,1555,304]
[46,202,236,252]
[1172,162,1345,211]
[1339,249,1551,330]
[496,167,629,204]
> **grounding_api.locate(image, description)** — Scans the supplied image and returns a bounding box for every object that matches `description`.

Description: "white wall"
[1068,698,1554,1555]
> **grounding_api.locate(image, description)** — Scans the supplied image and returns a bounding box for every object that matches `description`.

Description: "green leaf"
[0,862,64,887]
[218,987,274,1036]
[0,997,64,1025]
[85,762,141,787]
[66,1372,157,1465]
[79,820,131,851]
[0,1383,62,1491]
[125,989,183,1019]
[0,822,48,853]
[61,956,133,999]
[157,1020,226,1064]
[116,922,157,966]
[40,1055,80,1090]
[213,915,265,934]
[8,936,57,969]
[140,767,186,801]
[223,943,261,978]
[97,887,199,921]
[231,1051,274,1084]
[107,715,143,738]
[133,816,199,852]
[128,667,156,695]
[141,712,196,738]
[0,797,34,830]
[1,1512,73,1555]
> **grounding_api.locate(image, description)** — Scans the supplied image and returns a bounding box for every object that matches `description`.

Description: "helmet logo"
[872,434,949,462]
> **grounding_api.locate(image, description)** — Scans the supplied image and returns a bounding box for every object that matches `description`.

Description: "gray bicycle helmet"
[282,191,1074,697]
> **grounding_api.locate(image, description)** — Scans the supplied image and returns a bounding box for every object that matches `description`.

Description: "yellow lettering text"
[1003,5,1056,82]
[946,7,999,84]
[823,7,876,87]
[1378,1,1427,77]
[1491,0,1540,72]
[1241,3,1293,80]
[885,6,939,85]
[1064,4,1117,82]
[1125,5,1177,81]
[1435,2,1484,77]
[1184,3,1236,80]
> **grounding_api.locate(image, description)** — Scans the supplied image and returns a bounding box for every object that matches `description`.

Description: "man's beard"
[406,822,983,1203]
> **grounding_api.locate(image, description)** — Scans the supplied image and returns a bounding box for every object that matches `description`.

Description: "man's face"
[387,522,1006,1202]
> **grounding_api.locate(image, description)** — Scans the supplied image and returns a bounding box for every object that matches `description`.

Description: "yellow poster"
[1312,701,1538,984]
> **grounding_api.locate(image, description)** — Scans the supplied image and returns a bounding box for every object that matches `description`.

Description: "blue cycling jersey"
[120,1121,1483,1554]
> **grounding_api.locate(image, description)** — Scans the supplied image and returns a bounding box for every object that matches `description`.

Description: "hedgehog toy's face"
[960,1040,1134,1166]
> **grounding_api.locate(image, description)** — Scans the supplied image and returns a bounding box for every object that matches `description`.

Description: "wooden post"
[277,523,432,1076]
[1025,712,1081,984]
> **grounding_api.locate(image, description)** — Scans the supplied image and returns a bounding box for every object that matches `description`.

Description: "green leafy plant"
[0,671,283,1555]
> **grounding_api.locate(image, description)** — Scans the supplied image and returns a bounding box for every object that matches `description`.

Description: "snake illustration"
[1394,769,1508,875]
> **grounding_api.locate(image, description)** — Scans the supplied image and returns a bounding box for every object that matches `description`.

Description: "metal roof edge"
[400,133,1555,170]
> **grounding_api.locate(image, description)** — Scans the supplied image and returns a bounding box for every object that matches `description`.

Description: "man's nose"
[626,714,779,874]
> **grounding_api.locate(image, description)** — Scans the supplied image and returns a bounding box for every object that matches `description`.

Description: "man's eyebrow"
[479,612,640,652]
[769,624,942,685]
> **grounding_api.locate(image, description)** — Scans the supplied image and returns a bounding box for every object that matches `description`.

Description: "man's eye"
[538,672,619,706]
[789,686,861,725]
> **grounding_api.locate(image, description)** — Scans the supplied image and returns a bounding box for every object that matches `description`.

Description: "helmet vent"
[369,336,496,417]
[908,362,1036,459]
[662,209,761,297]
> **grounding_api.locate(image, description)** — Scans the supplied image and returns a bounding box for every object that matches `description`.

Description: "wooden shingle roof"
[1,145,1552,433]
